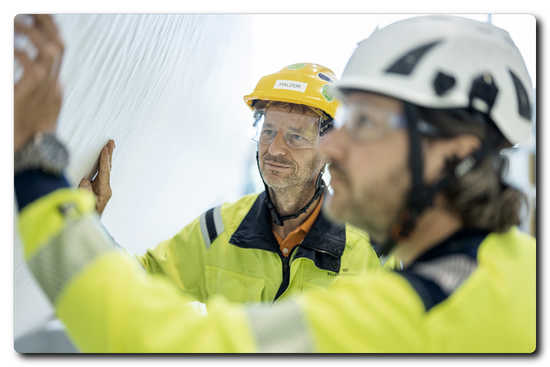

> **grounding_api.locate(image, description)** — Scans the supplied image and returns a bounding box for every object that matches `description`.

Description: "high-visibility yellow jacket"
[19,188,536,353]
[137,191,380,303]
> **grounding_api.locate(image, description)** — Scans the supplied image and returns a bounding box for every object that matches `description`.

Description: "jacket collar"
[410,228,490,266]
[229,191,346,272]
[396,228,490,311]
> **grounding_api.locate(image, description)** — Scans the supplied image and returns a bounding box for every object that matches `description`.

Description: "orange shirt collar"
[273,195,324,257]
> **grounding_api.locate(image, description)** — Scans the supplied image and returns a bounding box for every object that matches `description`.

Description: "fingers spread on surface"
[13,14,65,152]
[99,144,112,180]
[93,142,114,209]
[107,140,115,167]
[34,15,61,41]
[14,49,37,97]
[79,178,93,191]
[15,21,46,53]
[34,15,64,81]
[15,15,63,82]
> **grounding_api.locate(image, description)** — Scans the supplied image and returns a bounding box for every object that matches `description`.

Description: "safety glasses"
[333,102,407,142]
[251,110,320,150]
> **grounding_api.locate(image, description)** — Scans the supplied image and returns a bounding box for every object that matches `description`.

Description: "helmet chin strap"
[256,151,325,226]
[378,103,491,258]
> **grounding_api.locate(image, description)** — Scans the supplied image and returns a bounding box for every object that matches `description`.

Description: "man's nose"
[267,131,289,156]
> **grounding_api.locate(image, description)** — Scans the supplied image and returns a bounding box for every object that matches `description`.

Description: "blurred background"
[13,13,536,352]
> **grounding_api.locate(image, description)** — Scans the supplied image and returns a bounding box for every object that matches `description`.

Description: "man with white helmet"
[315,15,535,352]
[15,15,535,352]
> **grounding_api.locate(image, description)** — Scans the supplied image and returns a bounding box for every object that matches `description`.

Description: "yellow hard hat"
[244,63,339,119]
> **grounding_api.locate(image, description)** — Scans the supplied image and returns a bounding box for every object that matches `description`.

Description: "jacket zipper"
[273,245,299,301]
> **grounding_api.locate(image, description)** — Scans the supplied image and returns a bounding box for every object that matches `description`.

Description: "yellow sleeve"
[58,253,255,352]
[18,188,255,353]
[297,272,427,353]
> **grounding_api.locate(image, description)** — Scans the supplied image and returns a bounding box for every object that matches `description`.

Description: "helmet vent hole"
[433,71,456,96]
[385,40,442,75]
[508,68,533,120]
[468,73,499,115]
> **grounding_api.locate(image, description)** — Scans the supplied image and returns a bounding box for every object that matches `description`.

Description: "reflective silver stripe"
[212,205,224,239]
[27,214,116,304]
[413,254,477,294]
[199,210,212,249]
[199,205,224,249]
[245,300,315,353]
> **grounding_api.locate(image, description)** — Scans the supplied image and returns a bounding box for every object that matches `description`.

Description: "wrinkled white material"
[15,14,256,342]
[55,15,256,253]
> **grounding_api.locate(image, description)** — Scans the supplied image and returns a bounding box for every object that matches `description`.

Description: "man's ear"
[423,134,481,182]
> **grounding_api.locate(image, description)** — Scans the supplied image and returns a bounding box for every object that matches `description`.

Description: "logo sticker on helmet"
[274,80,308,93]
[321,84,334,102]
[318,72,333,82]
[287,63,306,70]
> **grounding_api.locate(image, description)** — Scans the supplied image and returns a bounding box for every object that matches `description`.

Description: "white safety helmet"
[333,15,534,146]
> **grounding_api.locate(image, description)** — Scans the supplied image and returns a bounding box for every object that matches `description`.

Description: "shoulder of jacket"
[201,192,260,237]
[505,226,536,247]
[478,227,536,267]
[219,192,260,218]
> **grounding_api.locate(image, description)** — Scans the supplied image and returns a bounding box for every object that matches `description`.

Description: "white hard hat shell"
[334,15,534,145]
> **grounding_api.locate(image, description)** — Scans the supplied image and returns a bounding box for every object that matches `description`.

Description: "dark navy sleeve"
[14,169,71,211]
[397,271,447,311]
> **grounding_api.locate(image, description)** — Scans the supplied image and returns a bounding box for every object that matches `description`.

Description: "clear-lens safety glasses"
[251,110,320,149]
[333,103,407,142]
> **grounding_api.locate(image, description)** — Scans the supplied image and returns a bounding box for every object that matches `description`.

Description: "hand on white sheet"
[14,14,64,152]
[79,139,115,216]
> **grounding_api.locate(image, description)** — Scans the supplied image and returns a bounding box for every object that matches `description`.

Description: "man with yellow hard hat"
[75,62,379,304]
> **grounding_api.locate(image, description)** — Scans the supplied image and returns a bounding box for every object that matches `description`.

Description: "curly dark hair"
[417,107,528,233]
